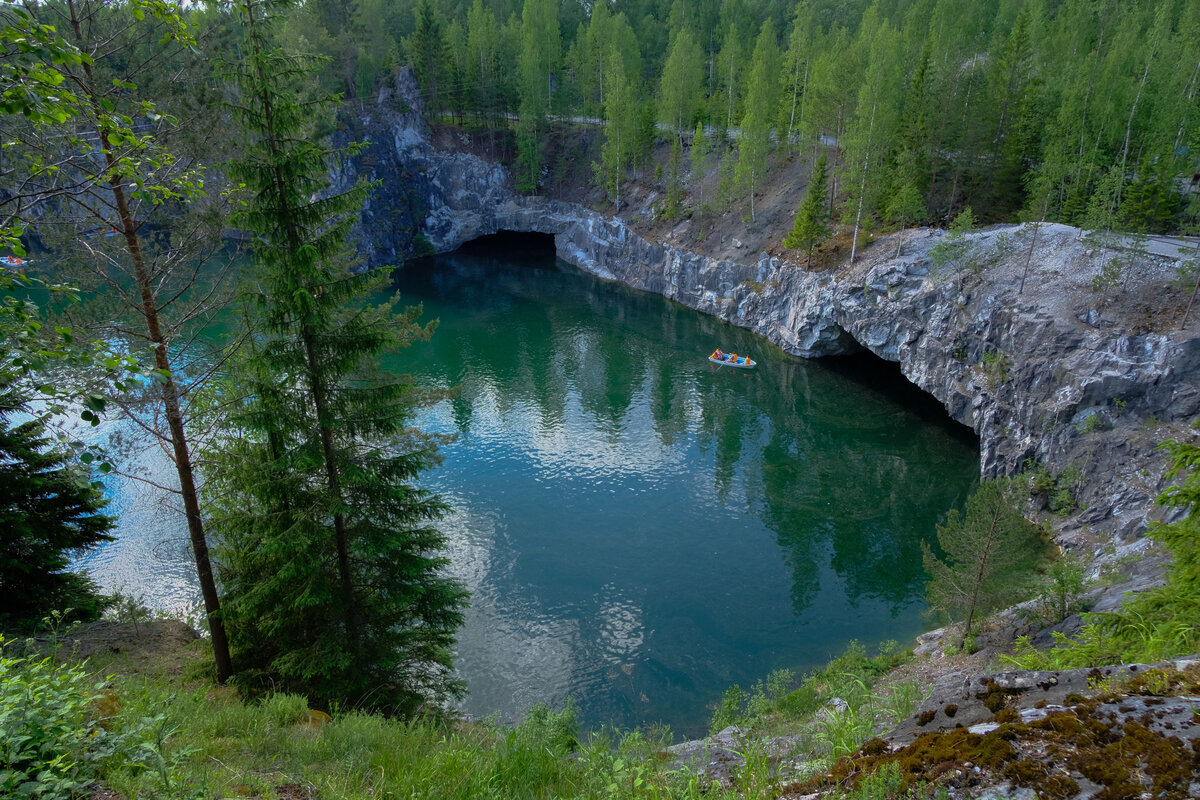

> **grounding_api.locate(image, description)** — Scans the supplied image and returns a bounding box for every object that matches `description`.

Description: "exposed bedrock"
[345,73,1200,551]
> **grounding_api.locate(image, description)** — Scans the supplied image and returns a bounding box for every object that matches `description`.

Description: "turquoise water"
[389,234,979,736]
[74,233,978,738]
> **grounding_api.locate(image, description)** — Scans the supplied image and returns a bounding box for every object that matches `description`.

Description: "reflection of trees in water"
[391,253,978,618]
[754,361,978,615]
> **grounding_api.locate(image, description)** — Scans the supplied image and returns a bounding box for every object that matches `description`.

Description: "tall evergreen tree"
[211,0,467,712]
[407,0,446,117]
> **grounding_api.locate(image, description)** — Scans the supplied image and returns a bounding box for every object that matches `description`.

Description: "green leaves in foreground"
[0,640,108,800]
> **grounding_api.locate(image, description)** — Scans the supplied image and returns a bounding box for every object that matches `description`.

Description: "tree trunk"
[961,503,1003,648]
[302,331,362,652]
[1019,202,1047,295]
[67,0,232,682]
[850,102,876,265]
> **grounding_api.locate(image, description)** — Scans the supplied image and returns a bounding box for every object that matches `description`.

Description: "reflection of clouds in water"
[595,584,645,664]
[436,493,494,591]
[439,494,579,723]
[455,603,578,723]
[428,380,691,487]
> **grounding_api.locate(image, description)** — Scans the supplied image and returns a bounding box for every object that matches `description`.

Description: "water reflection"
[389,239,978,735]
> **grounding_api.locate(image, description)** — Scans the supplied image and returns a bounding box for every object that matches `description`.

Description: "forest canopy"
[281,0,1200,234]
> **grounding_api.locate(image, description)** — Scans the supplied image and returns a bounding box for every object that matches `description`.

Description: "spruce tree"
[0,379,113,629]
[209,0,467,712]
[783,151,831,267]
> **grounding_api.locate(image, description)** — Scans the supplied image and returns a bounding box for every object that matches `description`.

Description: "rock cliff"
[347,73,1200,560]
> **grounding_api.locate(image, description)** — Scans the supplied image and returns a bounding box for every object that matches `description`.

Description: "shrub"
[0,638,112,799]
[979,350,1012,392]
[1023,556,1091,626]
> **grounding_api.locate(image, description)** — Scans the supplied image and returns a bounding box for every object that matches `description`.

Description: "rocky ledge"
[347,74,1200,566]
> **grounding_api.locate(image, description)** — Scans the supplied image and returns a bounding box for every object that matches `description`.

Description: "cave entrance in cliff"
[822,349,978,443]
[456,230,556,259]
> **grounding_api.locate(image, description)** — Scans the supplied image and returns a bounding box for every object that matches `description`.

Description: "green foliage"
[208,0,467,714]
[658,28,704,137]
[663,138,686,221]
[711,684,747,731]
[413,233,436,258]
[883,183,926,231]
[0,638,115,799]
[734,20,779,222]
[1092,256,1125,294]
[1075,412,1108,434]
[923,479,1050,645]
[407,0,446,115]
[0,379,114,629]
[594,48,636,209]
[1023,556,1091,626]
[784,152,831,266]
[1024,460,1083,515]
[928,208,977,273]
[978,349,1012,392]
[37,0,1191,232]
[709,642,911,737]
[838,761,906,800]
[92,666,746,800]
[1007,440,1200,669]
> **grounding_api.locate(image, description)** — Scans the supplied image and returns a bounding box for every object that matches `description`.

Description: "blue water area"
[73,232,978,738]
[386,233,979,737]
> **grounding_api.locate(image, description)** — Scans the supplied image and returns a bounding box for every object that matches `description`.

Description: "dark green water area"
[390,233,979,736]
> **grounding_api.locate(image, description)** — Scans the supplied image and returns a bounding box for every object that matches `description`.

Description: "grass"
[706,641,923,769]
[3,636,751,800]
[2,626,929,800]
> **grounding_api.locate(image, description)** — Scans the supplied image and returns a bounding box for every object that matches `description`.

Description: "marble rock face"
[340,71,1200,550]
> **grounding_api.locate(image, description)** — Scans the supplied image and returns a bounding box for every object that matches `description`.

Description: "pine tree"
[783,150,831,267]
[0,379,113,629]
[211,0,467,712]
[922,479,1048,648]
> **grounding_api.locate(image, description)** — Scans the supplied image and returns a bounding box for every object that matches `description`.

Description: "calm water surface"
[77,234,979,738]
